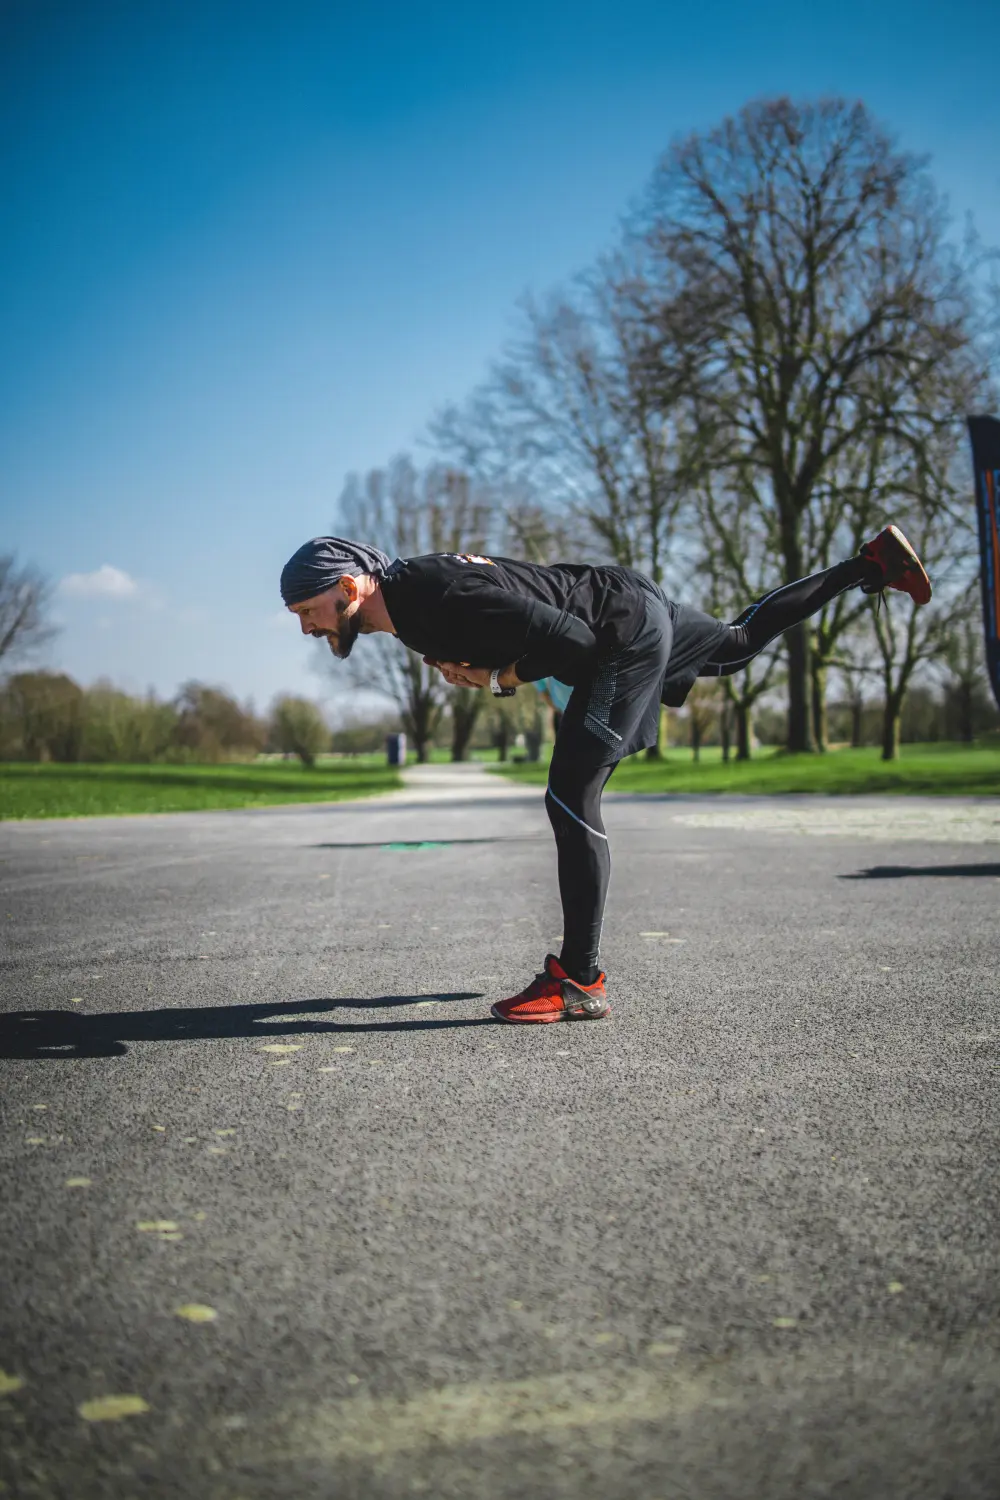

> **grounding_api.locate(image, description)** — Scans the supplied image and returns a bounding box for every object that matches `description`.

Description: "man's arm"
[438,576,599,684]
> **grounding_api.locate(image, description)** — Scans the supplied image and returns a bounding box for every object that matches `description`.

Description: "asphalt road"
[1,767,999,1500]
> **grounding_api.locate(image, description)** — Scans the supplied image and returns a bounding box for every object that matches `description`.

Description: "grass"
[6,742,997,820]
[492,742,1000,797]
[0,761,403,821]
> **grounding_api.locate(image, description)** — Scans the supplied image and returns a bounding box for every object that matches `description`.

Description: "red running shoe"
[491,955,610,1024]
[860,525,932,606]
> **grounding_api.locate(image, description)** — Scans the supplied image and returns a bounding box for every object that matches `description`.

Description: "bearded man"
[281,528,930,1024]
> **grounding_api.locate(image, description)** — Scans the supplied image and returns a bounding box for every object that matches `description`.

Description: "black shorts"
[552,579,728,770]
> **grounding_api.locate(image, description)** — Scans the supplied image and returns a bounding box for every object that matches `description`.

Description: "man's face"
[288,581,361,660]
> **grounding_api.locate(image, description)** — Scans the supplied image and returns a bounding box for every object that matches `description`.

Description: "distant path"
[386,757,537,803]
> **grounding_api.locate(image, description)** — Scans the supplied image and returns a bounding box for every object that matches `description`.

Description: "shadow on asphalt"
[0,994,493,1059]
[314,837,546,849]
[841,863,1000,879]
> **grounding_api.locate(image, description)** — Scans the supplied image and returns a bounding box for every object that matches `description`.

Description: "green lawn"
[0,761,403,821]
[492,742,1000,797]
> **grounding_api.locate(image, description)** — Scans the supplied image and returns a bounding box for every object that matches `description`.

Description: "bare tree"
[435,259,689,589]
[446,687,479,762]
[937,604,983,744]
[631,96,984,751]
[433,261,692,756]
[866,429,979,758]
[0,556,57,666]
[836,655,875,748]
[699,472,785,758]
[334,456,494,762]
[685,679,720,762]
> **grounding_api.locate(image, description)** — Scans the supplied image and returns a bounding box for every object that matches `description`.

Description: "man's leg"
[489,749,618,1024]
[701,557,870,676]
[701,527,932,678]
[545,757,617,987]
[491,591,672,1025]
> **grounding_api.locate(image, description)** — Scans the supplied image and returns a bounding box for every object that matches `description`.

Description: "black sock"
[860,556,883,590]
[559,956,600,987]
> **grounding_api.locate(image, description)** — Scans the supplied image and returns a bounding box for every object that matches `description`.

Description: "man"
[280,528,931,1024]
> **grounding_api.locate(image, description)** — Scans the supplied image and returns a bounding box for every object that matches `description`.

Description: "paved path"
[1,775,998,1498]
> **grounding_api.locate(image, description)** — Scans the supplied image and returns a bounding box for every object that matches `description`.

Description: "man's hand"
[424,659,520,690]
[423,659,491,689]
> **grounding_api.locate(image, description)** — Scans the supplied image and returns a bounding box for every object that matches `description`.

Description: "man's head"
[286,575,365,659]
[280,536,393,660]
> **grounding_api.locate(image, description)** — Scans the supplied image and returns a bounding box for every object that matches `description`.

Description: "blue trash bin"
[386,733,407,767]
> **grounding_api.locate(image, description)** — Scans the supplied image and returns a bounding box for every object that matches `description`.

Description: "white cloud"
[59,564,139,600]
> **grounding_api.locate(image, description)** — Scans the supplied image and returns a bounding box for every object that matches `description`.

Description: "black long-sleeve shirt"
[379,553,647,685]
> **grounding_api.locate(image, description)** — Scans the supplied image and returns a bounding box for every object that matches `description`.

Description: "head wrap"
[280,536,393,606]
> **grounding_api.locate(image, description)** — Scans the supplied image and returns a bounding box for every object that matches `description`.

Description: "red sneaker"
[860,525,932,605]
[491,955,611,1024]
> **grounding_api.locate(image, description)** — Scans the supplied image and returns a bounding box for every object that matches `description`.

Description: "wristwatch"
[489,668,516,698]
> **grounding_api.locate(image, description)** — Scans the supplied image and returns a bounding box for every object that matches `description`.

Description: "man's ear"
[339,575,359,603]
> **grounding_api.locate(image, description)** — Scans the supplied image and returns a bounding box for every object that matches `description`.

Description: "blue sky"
[2,0,998,713]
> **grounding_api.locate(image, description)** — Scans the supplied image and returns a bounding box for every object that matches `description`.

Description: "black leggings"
[547,555,875,984]
[545,760,616,983]
[699,556,871,676]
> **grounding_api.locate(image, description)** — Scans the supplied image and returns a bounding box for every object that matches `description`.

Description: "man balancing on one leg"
[280,528,931,1024]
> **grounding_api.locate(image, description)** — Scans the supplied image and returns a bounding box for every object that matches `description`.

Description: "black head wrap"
[280,536,394,606]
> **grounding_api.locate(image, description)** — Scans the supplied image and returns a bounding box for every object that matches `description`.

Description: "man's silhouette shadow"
[0,993,490,1060]
[841,862,1000,880]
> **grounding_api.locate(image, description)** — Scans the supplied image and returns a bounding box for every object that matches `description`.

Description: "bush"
[269,695,330,767]
[79,681,178,763]
[0,671,84,761]
[171,682,265,762]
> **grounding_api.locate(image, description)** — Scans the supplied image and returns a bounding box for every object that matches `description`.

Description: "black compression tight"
[701,556,876,676]
[545,759,616,986]
[544,555,881,987]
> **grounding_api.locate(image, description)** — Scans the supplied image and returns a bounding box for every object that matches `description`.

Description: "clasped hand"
[423,658,492,689]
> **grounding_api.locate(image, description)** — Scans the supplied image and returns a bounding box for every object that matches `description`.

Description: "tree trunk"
[959,680,974,743]
[735,701,752,761]
[691,718,701,762]
[404,686,437,764]
[450,694,482,762]
[881,694,903,762]
[850,695,863,749]
[811,660,828,753]
[407,704,432,762]
[786,622,814,753]
[720,699,731,763]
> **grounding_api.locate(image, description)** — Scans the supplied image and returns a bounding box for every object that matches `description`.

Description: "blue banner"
[967,416,1000,716]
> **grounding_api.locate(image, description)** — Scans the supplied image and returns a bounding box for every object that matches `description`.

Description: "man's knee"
[545,761,612,840]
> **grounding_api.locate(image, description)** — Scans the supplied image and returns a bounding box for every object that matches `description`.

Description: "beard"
[326,607,361,660]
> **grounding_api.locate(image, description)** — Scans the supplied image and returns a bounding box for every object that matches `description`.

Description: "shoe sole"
[490,1003,612,1024]
[880,525,932,605]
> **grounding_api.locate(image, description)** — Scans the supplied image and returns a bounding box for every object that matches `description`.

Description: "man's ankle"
[560,957,601,987]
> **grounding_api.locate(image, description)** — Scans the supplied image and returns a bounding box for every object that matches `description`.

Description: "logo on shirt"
[452,553,494,566]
